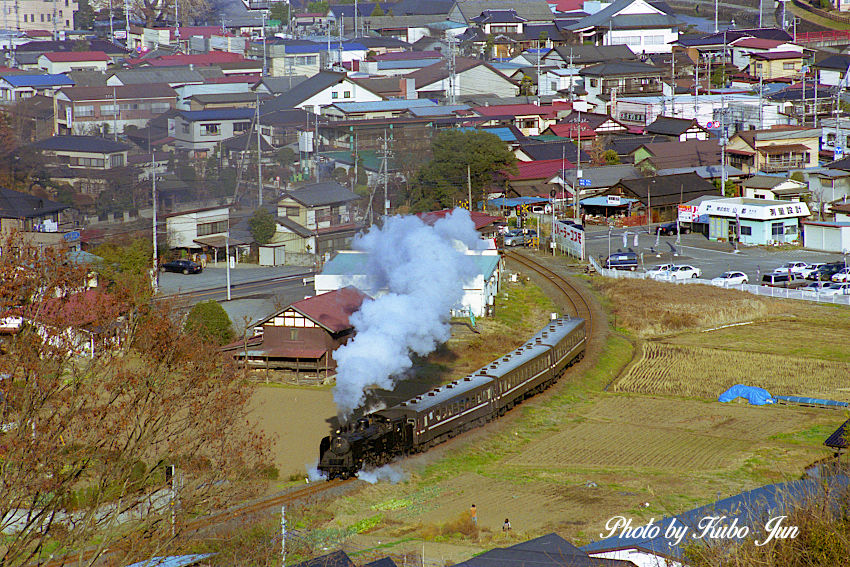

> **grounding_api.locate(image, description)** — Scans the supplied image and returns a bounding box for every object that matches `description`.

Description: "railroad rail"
[40,251,591,566]
[503,249,593,330]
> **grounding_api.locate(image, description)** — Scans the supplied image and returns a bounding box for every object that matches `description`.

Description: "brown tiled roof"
[616,172,719,207]
[757,143,810,154]
[59,83,177,101]
[291,286,368,333]
[634,139,721,169]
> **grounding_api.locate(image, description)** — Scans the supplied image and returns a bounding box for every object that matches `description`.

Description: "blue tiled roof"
[488,197,549,207]
[457,126,519,142]
[330,99,435,112]
[378,59,445,70]
[279,41,367,54]
[177,108,256,121]
[1,73,74,87]
[124,554,215,567]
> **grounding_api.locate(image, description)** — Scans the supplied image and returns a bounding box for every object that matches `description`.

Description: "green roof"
[321,250,499,279]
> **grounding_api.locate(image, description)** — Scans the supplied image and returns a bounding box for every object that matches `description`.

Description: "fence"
[590,260,850,305]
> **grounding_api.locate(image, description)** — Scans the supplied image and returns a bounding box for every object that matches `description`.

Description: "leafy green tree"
[371,3,384,15]
[307,1,329,14]
[184,300,235,345]
[74,0,95,29]
[604,149,620,165]
[519,74,535,96]
[270,1,290,22]
[276,147,297,167]
[249,207,276,245]
[410,130,516,211]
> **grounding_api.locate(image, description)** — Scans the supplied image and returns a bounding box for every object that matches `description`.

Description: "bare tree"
[0,234,271,566]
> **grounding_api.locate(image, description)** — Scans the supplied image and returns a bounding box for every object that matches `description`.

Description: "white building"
[613,93,790,131]
[565,0,680,54]
[315,249,501,318]
[165,206,230,250]
[540,68,583,97]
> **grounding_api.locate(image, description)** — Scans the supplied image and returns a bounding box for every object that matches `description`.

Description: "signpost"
[553,220,585,259]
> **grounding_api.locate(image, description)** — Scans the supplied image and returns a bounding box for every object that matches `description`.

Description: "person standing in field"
[470,504,477,526]
[503,518,511,531]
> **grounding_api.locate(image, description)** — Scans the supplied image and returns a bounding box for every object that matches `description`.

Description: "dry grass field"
[595,278,778,337]
[614,342,850,401]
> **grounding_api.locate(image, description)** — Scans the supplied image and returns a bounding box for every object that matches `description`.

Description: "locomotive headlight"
[331,436,350,455]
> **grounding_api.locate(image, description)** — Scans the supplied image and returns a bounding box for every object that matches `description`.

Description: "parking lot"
[582,224,849,283]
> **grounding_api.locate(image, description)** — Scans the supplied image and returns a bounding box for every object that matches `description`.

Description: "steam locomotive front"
[318,428,358,479]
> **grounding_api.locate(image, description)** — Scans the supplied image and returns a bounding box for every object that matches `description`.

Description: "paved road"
[584,225,849,282]
[156,265,315,305]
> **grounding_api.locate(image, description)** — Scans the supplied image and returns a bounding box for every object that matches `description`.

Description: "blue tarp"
[775,395,848,407]
[718,384,774,405]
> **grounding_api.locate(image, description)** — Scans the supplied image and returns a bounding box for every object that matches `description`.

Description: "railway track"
[39,251,592,566]
[503,250,594,331]
[182,478,354,536]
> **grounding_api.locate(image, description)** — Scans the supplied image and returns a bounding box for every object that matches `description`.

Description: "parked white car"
[711,271,749,286]
[818,282,850,296]
[798,263,826,279]
[772,261,809,275]
[659,265,702,281]
[831,268,850,283]
[645,264,675,279]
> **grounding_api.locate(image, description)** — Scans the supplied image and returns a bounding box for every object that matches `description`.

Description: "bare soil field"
[249,385,337,478]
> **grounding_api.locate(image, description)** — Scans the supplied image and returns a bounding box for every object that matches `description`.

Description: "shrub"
[184,301,235,345]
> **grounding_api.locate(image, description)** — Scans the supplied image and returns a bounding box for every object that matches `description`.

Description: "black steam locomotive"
[318,316,586,479]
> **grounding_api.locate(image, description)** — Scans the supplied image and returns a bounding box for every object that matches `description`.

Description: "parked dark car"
[761,272,805,288]
[604,252,639,271]
[657,222,690,236]
[160,259,203,274]
[807,263,845,281]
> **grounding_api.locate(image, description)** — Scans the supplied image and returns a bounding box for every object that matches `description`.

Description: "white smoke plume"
[332,209,481,416]
[306,461,325,482]
[356,464,408,484]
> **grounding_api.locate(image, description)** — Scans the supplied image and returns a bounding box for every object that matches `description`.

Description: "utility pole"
[174,0,179,42]
[714,0,719,33]
[109,0,114,42]
[256,94,263,206]
[568,48,574,101]
[262,9,267,76]
[721,93,728,192]
[670,50,675,116]
[467,164,472,211]
[573,109,581,222]
[112,86,118,140]
[281,506,286,565]
[759,0,763,27]
[536,38,541,105]
[225,230,232,300]
[447,38,457,105]
[125,0,130,46]
[151,152,159,294]
[354,0,358,38]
